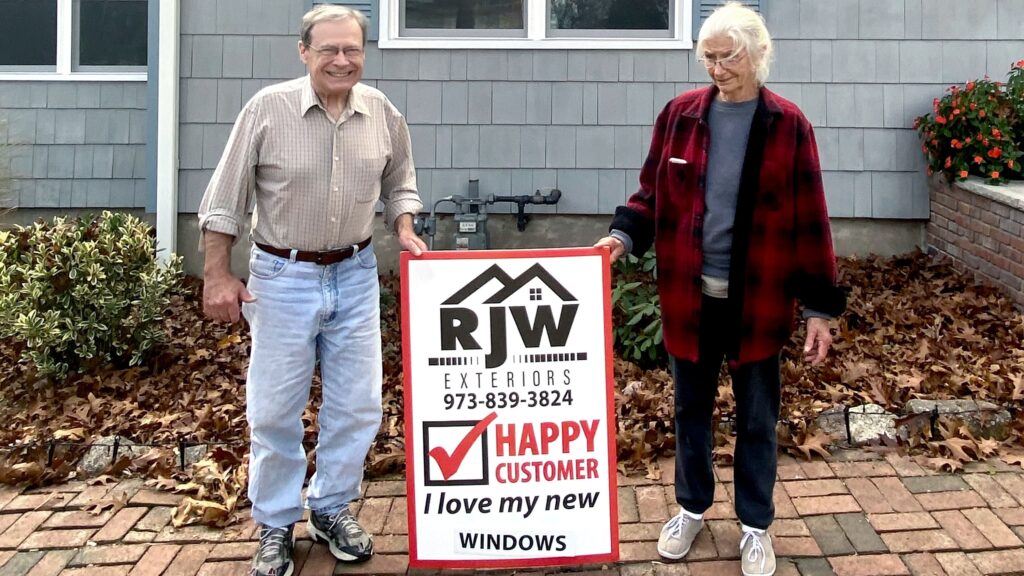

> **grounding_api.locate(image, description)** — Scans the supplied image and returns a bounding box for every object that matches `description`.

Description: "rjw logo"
[439,264,578,368]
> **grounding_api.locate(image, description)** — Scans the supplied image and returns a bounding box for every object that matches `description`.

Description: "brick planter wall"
[927,177,1024,308]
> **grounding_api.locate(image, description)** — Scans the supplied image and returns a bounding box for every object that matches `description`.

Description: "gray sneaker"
[740,530,776,576]
[657,510,704,560]
[250,524,294,576]
[308,506,374,563]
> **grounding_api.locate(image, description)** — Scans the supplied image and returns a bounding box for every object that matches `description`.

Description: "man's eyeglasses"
[305,43,364,59]
[698,52,745,69]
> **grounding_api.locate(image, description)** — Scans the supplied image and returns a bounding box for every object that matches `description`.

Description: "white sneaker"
[740,530,776,576]
[657,510,704,560]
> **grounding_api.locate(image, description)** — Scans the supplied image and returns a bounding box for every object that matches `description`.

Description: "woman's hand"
[594,236,626,263]
[803,316,833,365]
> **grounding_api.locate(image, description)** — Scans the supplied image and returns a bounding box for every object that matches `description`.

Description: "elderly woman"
[596,3,845,575]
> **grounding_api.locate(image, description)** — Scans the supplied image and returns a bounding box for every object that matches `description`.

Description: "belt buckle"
[314,251,327,265]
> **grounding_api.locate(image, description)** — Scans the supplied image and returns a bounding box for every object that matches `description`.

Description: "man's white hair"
[696,2,773,85]
[301,5,369,47]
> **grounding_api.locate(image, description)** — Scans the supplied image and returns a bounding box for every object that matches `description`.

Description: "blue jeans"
[242,244,383,528]
[670,295,782,530]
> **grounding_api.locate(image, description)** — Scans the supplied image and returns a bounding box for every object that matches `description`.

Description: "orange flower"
[959,170,968,178]
[927,167,934,176]
[992,128,1002,138]
[965,137,972,144]
[970,102,977,110]
[1009,160,1016,169]
[974,156,984,164]
[944,157,952,168]
[953,108,961,115]
[979,110,987,118]
[1016,59,1024,69]
[936,115,947,124]
[991,171,1000,179]
[988,147,1002,158]
[951,139,963,149]
[966,81,975,90]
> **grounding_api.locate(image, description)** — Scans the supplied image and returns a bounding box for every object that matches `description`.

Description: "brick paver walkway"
[1,450,1023,575]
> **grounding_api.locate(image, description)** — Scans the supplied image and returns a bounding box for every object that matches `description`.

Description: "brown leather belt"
[255,237,371,265]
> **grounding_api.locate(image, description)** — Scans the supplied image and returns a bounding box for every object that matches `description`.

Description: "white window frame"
[378,0,692,50]
[0,0,147,81]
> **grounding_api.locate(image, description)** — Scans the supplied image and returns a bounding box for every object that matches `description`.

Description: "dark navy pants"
[670,295,782,530]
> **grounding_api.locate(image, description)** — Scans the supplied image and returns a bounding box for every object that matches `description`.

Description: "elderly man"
[596,3,845,576]
[198,6,426,575]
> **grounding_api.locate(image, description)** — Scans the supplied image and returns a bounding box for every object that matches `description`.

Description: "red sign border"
[400,247,620,569]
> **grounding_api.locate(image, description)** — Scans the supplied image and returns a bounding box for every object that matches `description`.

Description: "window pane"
[78,0,147,67]
[550,0,668,30]
[0,0,58,66]
[405,0,524,30]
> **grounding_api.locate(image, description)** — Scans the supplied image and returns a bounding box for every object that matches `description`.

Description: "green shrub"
[611,248,666,368]
[0,211,183,378]
[1008,59,1024,146]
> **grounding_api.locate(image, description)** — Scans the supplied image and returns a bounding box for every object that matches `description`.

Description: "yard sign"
[401,247,619,569]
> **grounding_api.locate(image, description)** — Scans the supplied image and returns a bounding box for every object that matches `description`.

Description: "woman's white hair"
[696,2,773,85]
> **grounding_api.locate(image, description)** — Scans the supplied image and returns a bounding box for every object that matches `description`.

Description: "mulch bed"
[1,251,1021,526]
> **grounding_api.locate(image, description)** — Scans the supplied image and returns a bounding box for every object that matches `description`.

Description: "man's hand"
[395,213,427,256]
[203,273,256,323]
[803,316,833,365]
[594,236,626,263]
[202,230,256,323]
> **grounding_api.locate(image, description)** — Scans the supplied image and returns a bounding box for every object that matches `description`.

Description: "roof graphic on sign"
[442,263,577,305]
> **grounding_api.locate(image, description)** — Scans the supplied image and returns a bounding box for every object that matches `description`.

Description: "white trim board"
[378,0,693,50]
[155,0,180,263]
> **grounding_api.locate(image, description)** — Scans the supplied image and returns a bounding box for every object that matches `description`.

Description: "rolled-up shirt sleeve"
[197,100,261,246]
[609,229,634,256]
[380,100,423,233]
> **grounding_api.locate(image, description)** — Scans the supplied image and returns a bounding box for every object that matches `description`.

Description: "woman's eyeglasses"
[698,52,745,69]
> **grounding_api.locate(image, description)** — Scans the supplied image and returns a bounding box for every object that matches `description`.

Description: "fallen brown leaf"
[1000,452,1024,469]
[87,490,129,516]
[924,457,964,473]
[795,429,833,461]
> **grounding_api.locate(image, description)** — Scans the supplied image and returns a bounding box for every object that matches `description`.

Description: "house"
[1,0,1021,275]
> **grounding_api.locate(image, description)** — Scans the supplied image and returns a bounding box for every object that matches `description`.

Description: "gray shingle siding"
[348,0,1010,220]
[9,0,1019,219]
[0,80,146,209]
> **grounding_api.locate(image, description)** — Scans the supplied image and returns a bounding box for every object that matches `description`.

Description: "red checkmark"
[428,412,498,481]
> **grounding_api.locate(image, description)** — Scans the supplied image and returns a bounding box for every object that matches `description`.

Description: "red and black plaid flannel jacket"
[611,86,845,367]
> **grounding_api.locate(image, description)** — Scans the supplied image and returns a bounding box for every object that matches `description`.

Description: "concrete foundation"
[4,210,926,277]
[828,217,927,258]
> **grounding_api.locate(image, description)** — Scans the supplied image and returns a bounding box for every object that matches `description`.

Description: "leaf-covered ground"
[0,251,1021,526]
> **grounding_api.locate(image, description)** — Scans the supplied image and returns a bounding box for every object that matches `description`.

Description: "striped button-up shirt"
[198,76,422,252]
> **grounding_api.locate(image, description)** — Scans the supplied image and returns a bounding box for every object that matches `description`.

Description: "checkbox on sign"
[423,412,497,486]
